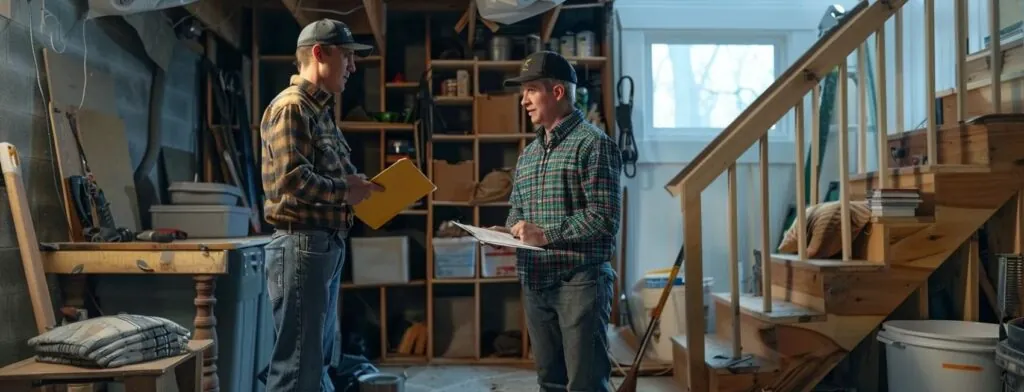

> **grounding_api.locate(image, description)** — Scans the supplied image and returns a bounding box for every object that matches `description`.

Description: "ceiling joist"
[280,0,315,27]
[362,0,386,55]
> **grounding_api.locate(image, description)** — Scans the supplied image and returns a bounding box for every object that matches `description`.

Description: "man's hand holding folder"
[345,174,385,205]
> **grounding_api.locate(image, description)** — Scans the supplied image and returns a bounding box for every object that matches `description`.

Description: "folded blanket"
[37,337,190,368]
[27,314,192,368]
[34,327,188,363]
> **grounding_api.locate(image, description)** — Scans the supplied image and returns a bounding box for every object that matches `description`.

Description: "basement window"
[644,32,788,143]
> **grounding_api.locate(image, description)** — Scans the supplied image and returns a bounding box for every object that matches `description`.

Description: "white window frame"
[643,30,792,144]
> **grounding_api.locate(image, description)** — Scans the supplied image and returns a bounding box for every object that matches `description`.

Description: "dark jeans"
[523,264,616,392]
[263,229,345,392]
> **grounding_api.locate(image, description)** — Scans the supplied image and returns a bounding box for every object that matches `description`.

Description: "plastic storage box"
[169,181,243,206]
[432,237,477,279]
[150,205,250,238]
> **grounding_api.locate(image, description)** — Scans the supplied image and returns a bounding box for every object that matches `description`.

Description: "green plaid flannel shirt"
[506,109,622,291]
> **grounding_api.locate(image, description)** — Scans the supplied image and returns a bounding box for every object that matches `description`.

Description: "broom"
[615,244,686,392]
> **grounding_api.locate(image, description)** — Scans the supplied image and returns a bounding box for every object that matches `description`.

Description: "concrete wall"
[0,0,199,366]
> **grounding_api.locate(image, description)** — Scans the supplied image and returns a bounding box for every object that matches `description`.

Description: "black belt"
[277,222,337,233]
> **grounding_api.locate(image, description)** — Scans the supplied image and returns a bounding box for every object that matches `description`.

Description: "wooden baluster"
[759,135,772,312]
[925,0,937,163]
[955,0,968,124]
[990,0,1002,113]
[895,8,905,138]
[839,62,852,261]
[876,26,889,188]
[683,193,708,392]
[811,85,821,204]
[857,44,868,174]
[795,103,807,261]
[727,163,741,358]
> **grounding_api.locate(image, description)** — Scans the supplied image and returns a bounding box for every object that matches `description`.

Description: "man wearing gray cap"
[259,18,381,391]
[495,51,622,391]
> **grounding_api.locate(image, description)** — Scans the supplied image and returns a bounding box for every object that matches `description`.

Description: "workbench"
[39,237,273,392]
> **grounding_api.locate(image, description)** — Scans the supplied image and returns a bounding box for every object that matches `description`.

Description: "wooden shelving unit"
[249,0,616,366]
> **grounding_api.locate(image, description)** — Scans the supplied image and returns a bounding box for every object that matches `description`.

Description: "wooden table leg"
[193,275,219,392]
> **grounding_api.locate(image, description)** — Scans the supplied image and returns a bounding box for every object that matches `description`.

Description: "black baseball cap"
[296,19,373,54]
[503,51,578,87]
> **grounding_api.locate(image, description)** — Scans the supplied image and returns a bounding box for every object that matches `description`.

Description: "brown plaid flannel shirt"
[260,75,357,230]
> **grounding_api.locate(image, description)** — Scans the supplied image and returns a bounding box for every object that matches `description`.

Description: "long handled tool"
[1,142,57,334]
[616,244,685,392]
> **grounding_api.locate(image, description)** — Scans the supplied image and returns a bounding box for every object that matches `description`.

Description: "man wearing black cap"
[497,51,622,391]
[259,18,382,392]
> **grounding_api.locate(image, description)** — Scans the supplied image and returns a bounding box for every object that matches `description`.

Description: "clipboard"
[451,222,545,251]
[353,158,436,229]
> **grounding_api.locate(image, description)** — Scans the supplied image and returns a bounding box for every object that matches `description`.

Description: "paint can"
[490,36,512,61]
[559,33,576,57]
[575,30,596,57]
[525,34,542,54]
[456,70,470,97]
[442,79,458,96]
[357,372,406,392]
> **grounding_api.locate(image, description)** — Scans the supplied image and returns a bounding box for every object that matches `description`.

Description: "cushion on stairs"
[777,200,871,258]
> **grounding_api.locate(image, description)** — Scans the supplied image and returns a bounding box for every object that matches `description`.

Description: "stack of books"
[868,188,922,217]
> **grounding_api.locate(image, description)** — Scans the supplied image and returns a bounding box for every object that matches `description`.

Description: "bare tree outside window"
[651,43,776,134]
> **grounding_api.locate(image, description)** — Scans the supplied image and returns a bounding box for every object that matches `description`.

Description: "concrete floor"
[377,365,678,391]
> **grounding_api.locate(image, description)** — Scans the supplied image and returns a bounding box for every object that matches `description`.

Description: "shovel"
[616,244,685,392]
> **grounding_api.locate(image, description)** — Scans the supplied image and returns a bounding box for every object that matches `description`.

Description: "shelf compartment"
[385,285,429,358]
[340,287,383,361]
[431,284,478,359]
[339,121,415,131]
[479,282,524,359]
[434,96,474,106]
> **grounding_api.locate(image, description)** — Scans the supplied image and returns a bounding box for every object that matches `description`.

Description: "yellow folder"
[353,158,436,230]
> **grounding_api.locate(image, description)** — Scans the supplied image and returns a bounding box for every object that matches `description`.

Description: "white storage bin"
[432,237,476,279]
[351,236,410,285]
[150,205,250,238]
[169,181,243,206]
[481,245,517,278]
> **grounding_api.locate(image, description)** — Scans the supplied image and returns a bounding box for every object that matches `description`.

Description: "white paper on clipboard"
[452,222,545,251]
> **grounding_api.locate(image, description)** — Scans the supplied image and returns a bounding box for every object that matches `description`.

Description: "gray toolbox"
[150,205,250,238]
[169,181,243,206]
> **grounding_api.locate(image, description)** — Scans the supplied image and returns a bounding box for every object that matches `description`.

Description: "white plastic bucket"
[877,320,1002,392]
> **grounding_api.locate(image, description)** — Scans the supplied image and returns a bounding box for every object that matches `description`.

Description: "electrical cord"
[616,75,638,178]
[613,10,638,178]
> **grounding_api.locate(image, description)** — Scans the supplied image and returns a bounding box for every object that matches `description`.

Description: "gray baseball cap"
[296,19,373,54]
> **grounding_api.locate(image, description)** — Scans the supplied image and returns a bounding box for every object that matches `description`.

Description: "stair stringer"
[710,168,1024,392]
[889,169,1024,267]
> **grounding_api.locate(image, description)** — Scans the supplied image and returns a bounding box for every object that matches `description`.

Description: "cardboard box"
[475,94,521,134]
[432,159,475,202]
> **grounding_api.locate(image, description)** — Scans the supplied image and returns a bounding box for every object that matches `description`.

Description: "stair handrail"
[662,0,907,201]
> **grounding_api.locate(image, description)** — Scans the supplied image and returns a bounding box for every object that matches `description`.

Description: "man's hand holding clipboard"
[451,222,544,251]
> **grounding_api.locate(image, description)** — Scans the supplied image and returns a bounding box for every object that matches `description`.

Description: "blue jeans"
[263,229,345,392]
[523,264,616,392]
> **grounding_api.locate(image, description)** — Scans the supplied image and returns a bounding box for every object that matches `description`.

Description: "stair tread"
[870,215,935,225]
[671,334,780,374]
[849,163,990,181]
[770,253,884,272]
[711,292,826,323]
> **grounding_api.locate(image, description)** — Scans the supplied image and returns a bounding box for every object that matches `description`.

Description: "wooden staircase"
[673,159,1024,391]
[659,0,1024,390]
